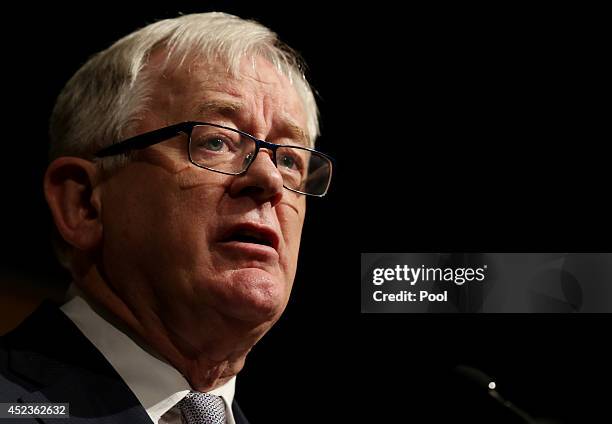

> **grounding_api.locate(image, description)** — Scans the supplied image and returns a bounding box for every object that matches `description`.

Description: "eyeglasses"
[95,121,334,197]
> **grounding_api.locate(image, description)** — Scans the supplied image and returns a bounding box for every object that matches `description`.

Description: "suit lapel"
[232,400,250,424]
[16,367,152,424]
[7,301,152,424]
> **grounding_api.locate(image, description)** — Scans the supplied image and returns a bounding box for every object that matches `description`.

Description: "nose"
[228,148,284,206]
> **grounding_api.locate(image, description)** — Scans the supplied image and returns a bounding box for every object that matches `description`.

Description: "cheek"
[102,168,227,279]
[164,181,227,259]
[277,201,306,266]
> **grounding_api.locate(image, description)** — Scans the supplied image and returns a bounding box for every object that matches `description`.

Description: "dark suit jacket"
[0,300,249,423]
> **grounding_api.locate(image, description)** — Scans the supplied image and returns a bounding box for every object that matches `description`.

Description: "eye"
[279,154,297,170]
[195,136,228,152]
[199,138,225,152]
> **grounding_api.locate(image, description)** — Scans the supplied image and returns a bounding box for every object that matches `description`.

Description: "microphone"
[454,365,538,424]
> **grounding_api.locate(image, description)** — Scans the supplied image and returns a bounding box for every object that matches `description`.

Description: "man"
[0,12,332,423]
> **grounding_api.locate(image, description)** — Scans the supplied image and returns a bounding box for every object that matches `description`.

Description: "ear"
[44,157,103,252]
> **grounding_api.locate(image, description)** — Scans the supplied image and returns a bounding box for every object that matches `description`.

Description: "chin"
[219,268,289,323]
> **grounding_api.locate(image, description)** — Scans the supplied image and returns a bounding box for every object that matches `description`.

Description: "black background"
[1,2,610,423]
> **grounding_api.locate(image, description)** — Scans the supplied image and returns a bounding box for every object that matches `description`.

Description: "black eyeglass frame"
[94,121,334,197]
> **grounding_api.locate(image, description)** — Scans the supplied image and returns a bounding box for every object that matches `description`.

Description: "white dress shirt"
[60,288,236,424]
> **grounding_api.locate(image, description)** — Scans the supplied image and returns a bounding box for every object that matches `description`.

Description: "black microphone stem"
[489,389,537,424]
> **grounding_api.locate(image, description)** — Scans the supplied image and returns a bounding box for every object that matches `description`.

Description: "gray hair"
[49,12,319,165]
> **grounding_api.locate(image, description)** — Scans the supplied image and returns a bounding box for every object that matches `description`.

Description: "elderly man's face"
[98,54,307,336]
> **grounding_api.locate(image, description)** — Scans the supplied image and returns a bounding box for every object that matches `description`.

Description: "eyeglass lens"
[188,124,331,195]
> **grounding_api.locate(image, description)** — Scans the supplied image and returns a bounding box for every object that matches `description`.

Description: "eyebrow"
[195,100,243,118]
[282,117,309,147]
[195,100,309,147]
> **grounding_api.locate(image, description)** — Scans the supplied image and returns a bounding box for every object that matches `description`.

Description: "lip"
[218,222,281,254]
[218,241,280,262]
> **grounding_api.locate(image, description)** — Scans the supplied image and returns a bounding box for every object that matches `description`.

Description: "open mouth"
[221,224,279,251]
[229,230,273,247]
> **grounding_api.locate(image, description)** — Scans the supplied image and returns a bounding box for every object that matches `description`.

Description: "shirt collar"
[60,288,236,423]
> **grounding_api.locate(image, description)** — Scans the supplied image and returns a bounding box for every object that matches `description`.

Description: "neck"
[74,265,269,391]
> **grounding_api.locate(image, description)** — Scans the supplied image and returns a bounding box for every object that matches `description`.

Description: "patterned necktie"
[177,391,227,424]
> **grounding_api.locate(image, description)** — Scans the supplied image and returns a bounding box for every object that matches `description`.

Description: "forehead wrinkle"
[149,54,312,142]
[189,72,308,146]
[194,99,307,145]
